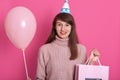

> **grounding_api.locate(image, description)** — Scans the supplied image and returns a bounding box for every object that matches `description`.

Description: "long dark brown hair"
[46,13,79,60]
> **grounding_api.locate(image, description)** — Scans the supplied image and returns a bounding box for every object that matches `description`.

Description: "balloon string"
[22,49,29,79]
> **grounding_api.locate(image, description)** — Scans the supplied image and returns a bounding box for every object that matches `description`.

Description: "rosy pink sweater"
[36,36,86,80]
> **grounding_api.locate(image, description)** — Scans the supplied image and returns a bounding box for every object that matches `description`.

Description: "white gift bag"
[75,59,109,80]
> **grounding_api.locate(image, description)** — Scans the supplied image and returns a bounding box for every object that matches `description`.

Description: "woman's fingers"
[91,48,100,57]
[27,77,31,80]
[88,48,101,64]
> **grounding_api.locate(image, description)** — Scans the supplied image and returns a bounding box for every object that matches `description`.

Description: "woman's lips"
[60,31,67,35]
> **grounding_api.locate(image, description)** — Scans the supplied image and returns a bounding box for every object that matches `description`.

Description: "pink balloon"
[4,6,37,49]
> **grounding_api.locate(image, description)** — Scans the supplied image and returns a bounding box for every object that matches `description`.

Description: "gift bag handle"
[85,57,101,66]
[97,59,101,66]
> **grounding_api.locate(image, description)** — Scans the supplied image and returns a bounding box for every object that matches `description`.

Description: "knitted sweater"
[36,36,86,80]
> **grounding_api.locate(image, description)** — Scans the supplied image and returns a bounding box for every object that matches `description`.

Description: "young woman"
[36,13,100,80]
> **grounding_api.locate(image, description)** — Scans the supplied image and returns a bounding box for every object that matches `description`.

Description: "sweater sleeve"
[81,45,87,64]
[36,47,46,80]
[78,44,87,64]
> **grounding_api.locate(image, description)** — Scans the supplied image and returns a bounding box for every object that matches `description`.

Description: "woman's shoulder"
[39,43,51,50]
[77,43,86,53]
[38,43,52,55]
[77,43,86,50]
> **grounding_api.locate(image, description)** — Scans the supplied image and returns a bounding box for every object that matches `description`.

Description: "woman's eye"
[66,24,70,26]
[57,23,62,26]
[66,24,69,26]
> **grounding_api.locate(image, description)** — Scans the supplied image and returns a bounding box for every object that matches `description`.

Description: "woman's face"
[56,20,71,39]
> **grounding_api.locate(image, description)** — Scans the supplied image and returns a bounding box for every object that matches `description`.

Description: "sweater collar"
[52,36,69,46]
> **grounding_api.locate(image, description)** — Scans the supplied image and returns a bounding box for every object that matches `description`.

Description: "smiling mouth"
[60,31,67,35]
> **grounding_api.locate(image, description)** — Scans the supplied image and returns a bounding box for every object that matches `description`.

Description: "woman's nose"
[61,26,65,30]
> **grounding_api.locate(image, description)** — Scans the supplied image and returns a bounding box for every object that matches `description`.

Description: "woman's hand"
[27,77,31,80]
[88,48,100,65]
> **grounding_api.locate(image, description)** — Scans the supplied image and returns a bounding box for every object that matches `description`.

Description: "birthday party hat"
[60,0,70,14]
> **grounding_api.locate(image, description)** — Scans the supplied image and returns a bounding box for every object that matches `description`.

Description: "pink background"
[0,0,120,80]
